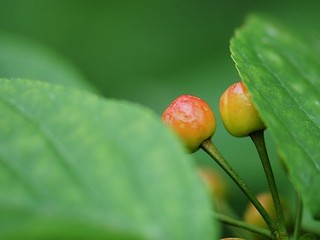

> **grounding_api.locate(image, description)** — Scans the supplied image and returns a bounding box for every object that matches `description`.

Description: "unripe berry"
[243,192,292,233]
[162,94,216,153]
[219,81,265,137]
[244,192,275,229]
[197,167,228,201]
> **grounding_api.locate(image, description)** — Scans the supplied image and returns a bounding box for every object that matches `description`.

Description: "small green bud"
[219,81,265,137]
[162,94,216,153]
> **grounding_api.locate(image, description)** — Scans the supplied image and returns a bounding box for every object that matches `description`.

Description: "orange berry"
[162,94,216,153]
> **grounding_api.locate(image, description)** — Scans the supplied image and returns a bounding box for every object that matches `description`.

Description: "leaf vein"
[251,43,320,173]
[0,95,92,201]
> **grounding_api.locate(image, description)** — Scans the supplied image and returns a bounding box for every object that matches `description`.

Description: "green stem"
[293,192,303,240]
[213,212,272,239]
[216,198,252,239]
[201,138,277,237]
[250,130,288,239]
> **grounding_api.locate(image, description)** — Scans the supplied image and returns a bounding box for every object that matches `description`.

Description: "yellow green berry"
[219,81,265,137]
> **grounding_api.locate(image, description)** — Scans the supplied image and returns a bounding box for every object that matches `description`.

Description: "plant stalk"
[250,130,288,239]
[201,138,277,237]
[293,192,303,240]
[213,212,272,239]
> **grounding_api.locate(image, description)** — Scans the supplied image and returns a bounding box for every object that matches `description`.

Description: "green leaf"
[0,79,217,239]
[230,15,320,219]
[0,34,95,92]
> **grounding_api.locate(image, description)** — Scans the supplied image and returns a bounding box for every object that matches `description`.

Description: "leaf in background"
[0,34,96,92]
[230,15,320,219]
[0,78,217,239]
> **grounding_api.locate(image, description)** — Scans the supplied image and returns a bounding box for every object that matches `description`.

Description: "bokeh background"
[1,0,320,220]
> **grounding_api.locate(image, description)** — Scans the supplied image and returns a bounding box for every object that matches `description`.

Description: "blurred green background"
[1,0,320,216]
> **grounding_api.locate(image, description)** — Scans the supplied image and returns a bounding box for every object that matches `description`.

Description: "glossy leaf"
[0,78,216,239]
[230,15,320,219]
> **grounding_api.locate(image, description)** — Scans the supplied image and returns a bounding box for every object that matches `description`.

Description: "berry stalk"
[201,138,277,237]
[250,130,288,240]
[213,212,272,239]
[293,192,303,240]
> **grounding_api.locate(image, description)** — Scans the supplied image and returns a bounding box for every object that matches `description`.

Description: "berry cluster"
[162,81,265,151]
[161,81,293,240]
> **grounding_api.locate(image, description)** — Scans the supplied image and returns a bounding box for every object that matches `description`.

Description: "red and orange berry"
[162,94,216,153]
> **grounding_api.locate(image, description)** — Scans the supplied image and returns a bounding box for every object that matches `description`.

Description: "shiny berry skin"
[219,81,265,137]
[162,94,216,153]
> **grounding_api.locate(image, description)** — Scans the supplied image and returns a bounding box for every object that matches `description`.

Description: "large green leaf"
[0,79,216,239]
[230,15,320,219]
[0,34,95,91]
